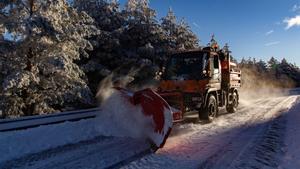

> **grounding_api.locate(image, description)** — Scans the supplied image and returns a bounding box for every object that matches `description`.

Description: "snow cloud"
[265,30,274,36]
[264,41,280,47]
[284,15,300,30]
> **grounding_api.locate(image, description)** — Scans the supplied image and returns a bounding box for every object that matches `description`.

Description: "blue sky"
[119,0,300,66]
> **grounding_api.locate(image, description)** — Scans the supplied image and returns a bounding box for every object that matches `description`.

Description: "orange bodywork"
[159,80,209,93]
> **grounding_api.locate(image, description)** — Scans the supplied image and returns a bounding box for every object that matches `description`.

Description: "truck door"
[209,55,221,90]
[212,55,221,81]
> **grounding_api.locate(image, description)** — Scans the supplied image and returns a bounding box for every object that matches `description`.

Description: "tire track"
[198,96,297,169]
[233,115,286,169]
[0,136,151,169]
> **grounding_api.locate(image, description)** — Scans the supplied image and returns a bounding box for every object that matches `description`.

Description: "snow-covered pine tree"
[73,0,126,93]
[119,0,168,85]
[161,8,177,50]
[0,0,99,118]
[74,0,124,31]
[161,8,199,50]
[123,0,166,61]
[125,0,138,14]
[176,19,199,49]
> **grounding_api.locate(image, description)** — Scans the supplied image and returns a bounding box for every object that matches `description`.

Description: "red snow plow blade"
[114,87,173,149]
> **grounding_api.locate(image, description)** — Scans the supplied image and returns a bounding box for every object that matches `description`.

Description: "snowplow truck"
[158,43,241,122]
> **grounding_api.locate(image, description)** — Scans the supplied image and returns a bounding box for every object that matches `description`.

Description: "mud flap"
[114,87,173,150]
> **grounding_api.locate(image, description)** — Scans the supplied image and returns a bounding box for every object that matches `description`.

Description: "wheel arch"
[228,88,239,105]
[233,88,239,104]
[204,88,218,107]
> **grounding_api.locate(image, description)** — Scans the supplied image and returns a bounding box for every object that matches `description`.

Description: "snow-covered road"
[1,94,299,169]
[1,136,151,169]
[122,95,299,169]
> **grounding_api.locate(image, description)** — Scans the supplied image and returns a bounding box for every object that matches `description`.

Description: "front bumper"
[158,92,203,121]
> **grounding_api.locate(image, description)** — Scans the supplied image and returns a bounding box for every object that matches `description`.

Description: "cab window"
[214,55,219,69]
[212,55,220,74]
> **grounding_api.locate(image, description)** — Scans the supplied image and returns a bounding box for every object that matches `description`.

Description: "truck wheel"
[226,92,238,113]
[199,95,217,122]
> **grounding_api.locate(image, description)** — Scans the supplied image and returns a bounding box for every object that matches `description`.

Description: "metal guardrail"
[0,108,100,132]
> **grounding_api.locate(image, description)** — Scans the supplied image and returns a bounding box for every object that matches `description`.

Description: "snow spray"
[95,73,173,148]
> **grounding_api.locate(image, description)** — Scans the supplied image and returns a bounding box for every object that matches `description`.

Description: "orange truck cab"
[158,42,241,122]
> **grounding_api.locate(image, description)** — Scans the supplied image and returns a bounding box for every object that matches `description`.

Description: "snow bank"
[280,98,300,169]
[0,117,101,163]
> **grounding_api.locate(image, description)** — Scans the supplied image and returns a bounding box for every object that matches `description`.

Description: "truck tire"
[226,92,238,113]
[199,94,217,122]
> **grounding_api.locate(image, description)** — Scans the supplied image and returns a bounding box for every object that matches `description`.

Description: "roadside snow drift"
[0,118,100,163]
[98,87,173,148]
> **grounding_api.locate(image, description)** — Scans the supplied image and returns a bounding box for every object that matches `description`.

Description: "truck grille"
[183,93,202,104]
[160,94,183,111]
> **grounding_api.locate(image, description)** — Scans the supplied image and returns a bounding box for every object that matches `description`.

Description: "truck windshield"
[164,52,208,80]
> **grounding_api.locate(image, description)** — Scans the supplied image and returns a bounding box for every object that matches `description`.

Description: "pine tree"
[257,59,267,72]
[267,57,279,69]
[122,0,164,54]
[240,57,246,65]
[281,58,288,65]
[73,0,125,93]
[120,0,167,84]
[161,8,199,50]
[238,56,300,88]
[125,0,155,24]
[125,0,138,12]
[0,0,99,118]
[277,58,300,87]
[161,8,178,50]
[74,0,124,31]
[176,19,199,49]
